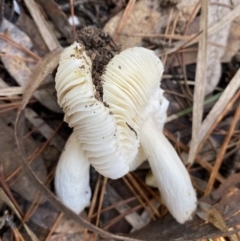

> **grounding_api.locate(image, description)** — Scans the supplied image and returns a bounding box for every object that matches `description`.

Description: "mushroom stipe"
[55,27,197,224]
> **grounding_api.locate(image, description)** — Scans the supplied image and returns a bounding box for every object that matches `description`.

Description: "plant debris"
[77,26,121,100]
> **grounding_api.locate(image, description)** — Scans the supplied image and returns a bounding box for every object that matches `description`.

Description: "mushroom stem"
[55,133,92,214]
[140,117,197,223]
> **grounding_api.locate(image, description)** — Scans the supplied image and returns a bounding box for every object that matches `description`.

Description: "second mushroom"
[55,27,197,224]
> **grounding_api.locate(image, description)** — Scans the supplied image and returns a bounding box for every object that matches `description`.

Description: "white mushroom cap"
[55,43,162,179]
[55,133,91,213]
[102,47,164,126]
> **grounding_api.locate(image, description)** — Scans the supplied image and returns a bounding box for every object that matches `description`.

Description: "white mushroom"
[55,133,91,214]
[55,39,197,223]
[102,47,197,223]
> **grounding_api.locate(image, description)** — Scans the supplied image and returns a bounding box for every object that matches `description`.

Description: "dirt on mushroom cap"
[77,26,121,101]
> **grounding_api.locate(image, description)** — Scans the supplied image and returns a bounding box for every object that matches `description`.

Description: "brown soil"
[77,26,121,101]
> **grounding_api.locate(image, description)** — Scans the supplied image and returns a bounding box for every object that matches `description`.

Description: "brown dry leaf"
[54,214,86,234]
[30,205,86,234]
[177,0,232,95]
[177,0,199,16]
[0,109,47,204]
[197,202,228,232]
[222,15,240,62]
[0,19,62,113]
[15,49,139,241]
[113,0,136,40]
[104,0,167,49]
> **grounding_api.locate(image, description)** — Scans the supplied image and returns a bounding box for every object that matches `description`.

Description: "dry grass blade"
[121,33,192,40]
[45,213,64,241]
[198,70,240,150]
[0,33,40,61]
[23,0,61,51]
[0,188,39,241]
[113,0,136,40]
[0,173,23,216]
[70,0,76,39]
[184,0,201,35]
[89,197,138,219]
[132,173,162,205]
[123,176,156,221]
[96,177,108,227]
[197,90,240,158]
[23,192,43,222]
[94,177,108,240]
[205,105,240,195]
[0,86,24,96]
[188,0,208,164]
[207,4,240,37]
[107,185,148,230]
[163,4,240,56]
[0,52,37,62]
[126,173,160,218]
[103,205,144,231]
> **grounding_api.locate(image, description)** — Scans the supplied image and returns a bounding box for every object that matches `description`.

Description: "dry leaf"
[177,0,232,95]
[222,15,240,62]
[104,0,165,49]
[0,19,62,113]
[30,204,85,234]
[197,201,228,232]
[0,110,47,204]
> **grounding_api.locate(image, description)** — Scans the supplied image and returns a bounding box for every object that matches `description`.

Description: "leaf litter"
[0,0,240,240]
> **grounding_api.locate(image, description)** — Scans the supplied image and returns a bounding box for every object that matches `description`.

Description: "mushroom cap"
[55,42,163,179]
